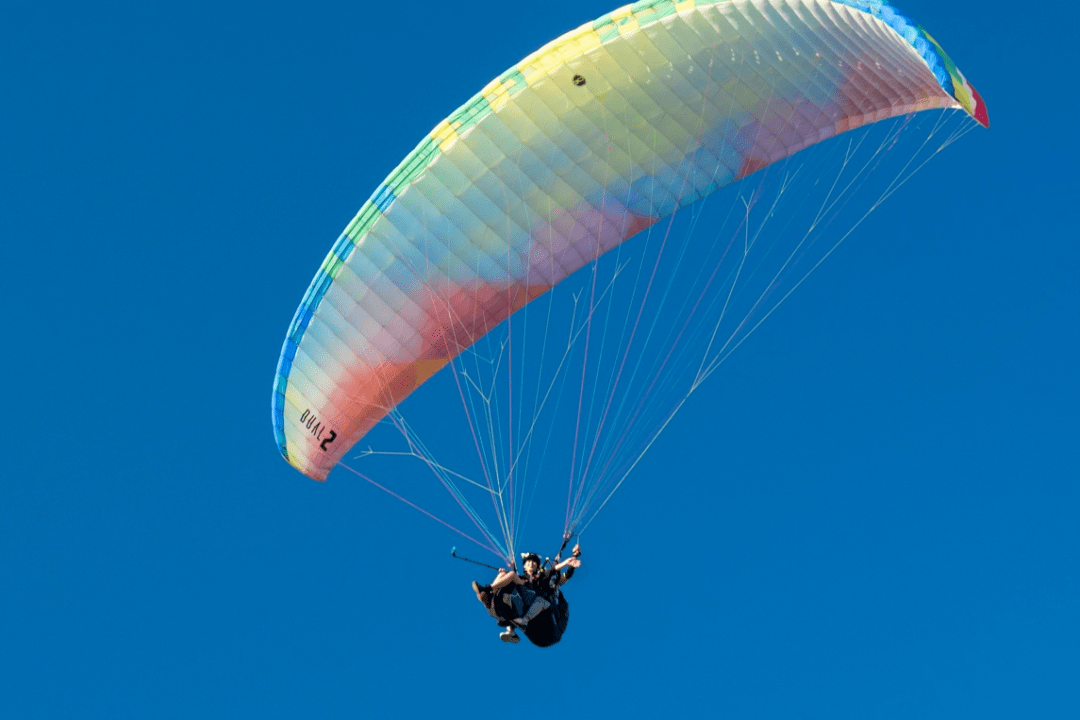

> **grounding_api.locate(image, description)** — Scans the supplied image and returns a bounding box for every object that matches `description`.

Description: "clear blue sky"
[2,1,1077,717]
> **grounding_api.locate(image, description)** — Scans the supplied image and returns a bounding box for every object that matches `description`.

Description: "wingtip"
[969,82,990,128]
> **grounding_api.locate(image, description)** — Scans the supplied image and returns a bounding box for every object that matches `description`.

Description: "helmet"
[520,552,542,567]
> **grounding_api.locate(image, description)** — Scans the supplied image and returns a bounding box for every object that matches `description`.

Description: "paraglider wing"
[272,0,987,481]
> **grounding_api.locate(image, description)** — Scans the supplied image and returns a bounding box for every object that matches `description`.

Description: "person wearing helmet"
[471,545,581,644]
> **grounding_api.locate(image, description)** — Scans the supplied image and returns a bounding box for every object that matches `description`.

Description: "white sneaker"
[500,628,520,643]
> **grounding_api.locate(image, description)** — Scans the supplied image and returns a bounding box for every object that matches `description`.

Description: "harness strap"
[554,532,576,562]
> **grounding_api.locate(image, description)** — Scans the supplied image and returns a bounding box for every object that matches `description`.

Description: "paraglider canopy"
[273,0,987,482]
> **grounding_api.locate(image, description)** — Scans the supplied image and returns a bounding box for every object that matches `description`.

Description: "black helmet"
[520,552,542,567]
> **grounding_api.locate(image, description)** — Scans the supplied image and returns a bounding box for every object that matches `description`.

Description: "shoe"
[470,578,492,604]
[471,581,492,605]
[500,628,520,643]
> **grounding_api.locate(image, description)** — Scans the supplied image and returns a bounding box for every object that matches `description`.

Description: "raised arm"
[553,544,581,571]
[554,545,582,585]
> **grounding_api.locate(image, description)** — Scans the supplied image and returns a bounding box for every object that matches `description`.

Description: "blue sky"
[2,1,1077,717]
